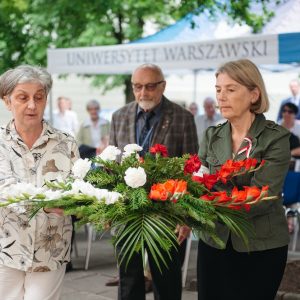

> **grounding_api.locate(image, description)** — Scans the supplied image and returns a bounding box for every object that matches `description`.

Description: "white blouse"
[0,120,79,272]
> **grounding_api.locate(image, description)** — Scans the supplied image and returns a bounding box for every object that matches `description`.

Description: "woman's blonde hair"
[216,59,269,113]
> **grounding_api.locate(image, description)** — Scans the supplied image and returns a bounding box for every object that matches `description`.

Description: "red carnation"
[184,154,201,175]
[150,144,168,157]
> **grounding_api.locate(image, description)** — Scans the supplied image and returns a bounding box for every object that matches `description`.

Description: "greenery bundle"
[0,143,273,271]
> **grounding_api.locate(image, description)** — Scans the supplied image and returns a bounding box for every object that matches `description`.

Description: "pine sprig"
[127,188,151,210]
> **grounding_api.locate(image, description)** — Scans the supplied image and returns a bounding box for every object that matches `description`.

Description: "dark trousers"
[197,239,288,300]
[117,241,184,300]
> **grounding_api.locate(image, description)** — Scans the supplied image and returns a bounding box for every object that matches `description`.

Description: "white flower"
[44,190,63,201]
[2,182,44,198]
[98,145,121,161]
[72,159,92,179]
[193,165,210,177]
[94,189,121,205]
[124,144,143,153]
[105,191,122,205]
[122,144,143,160]
[70,179,96,195]
[124,167,147,188]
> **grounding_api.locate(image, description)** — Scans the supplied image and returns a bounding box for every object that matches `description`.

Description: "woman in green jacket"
[197,59,290,300]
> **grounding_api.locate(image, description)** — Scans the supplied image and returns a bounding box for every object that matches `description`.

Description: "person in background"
[194,97,222,145]
[279,102,300,139]
[198,59,290,300]
[0,65,79,299]
[188,102,199,117]
[52,96,79,136]
[77,100,110,159]
[277,79,300,121]
[278,102,300,233]
[110,63,198,300]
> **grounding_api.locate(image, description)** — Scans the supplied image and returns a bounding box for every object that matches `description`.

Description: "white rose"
[124,144,143,153]
[72,159,92,179]
[124,167,147,188]
[193,165,210,177]
[98,145,121,161]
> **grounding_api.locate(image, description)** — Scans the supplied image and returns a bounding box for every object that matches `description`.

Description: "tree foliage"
[0,0,280,102]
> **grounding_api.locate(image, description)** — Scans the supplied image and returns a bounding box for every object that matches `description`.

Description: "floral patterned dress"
[0,120,79,272]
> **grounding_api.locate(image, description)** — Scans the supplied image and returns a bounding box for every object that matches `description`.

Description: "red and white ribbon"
[237,137,252,158]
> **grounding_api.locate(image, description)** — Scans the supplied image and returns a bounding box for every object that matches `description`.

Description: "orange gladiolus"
[243,186,261,200]
[149,179,187,201]
[173,180,187,194]
[164,180,176,194]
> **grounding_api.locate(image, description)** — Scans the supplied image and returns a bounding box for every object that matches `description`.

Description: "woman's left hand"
[43,208,64,216]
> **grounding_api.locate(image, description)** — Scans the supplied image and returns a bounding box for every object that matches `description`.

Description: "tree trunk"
[124,75,134,104]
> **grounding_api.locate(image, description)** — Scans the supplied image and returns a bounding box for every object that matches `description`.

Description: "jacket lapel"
[127,102,138,144]
[211,121,232,165]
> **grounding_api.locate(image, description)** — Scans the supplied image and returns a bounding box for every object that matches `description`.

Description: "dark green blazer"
[199,114,290,252]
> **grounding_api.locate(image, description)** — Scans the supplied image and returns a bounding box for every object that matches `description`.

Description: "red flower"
[243,204,251,212]
[200,194,216,201]
[231,187,247,203]
[192,173,218,190]
[244,158,258,170]
[217,160,242,183]
[243,186,261,200]
[150,144,168,157]
[212,191,232,203]
[184,154,201,175]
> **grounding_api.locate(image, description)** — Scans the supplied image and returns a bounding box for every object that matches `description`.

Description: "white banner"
[47,34,278,74]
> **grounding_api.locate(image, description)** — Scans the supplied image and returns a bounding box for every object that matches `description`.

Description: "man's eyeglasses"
[131,81,165,92]
[282,109,294,114]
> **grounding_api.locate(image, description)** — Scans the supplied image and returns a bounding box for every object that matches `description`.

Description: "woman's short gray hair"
[0,65,52,99]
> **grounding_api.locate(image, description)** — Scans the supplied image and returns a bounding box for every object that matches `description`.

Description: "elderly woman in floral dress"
[0,65,79,300]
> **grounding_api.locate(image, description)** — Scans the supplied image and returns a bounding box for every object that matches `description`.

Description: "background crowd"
[0,61,298,300]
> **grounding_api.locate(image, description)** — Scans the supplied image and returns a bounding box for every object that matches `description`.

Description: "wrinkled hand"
[175,225,191,245]
[44,208,64,216]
